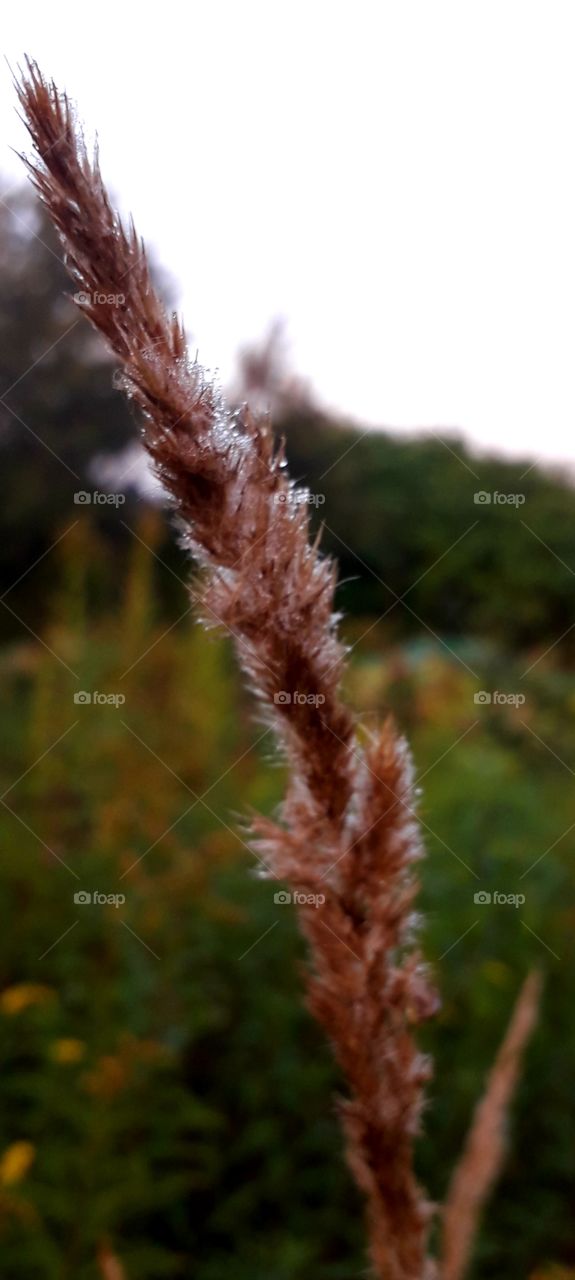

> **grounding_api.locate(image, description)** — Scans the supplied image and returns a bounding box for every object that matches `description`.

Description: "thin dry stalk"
[440,970,542,1280]
[97,1241,127,1280]
[16,59,440,1279]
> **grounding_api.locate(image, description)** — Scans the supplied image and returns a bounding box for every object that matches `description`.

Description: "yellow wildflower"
[0,984,54,1015]
[0,1142,36,1186]
[50,1039,85,1064]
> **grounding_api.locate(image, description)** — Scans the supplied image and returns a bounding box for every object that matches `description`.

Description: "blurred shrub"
[279,406,575,657]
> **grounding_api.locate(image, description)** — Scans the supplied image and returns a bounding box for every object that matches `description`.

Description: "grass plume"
[14,58,539,1280]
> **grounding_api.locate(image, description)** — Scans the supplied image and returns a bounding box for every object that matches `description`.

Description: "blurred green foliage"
[279,406,575,655]
[0,520,574,1279]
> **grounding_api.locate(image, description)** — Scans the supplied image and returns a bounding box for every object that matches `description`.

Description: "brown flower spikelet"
[16,59,438,1279]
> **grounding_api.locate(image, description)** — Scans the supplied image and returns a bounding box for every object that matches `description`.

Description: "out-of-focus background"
[1,5,575,1278]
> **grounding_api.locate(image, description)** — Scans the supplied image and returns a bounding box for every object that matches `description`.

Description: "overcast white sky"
[2,1,575,465]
